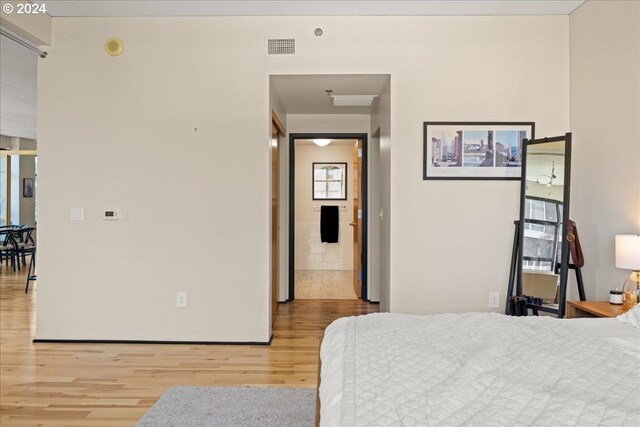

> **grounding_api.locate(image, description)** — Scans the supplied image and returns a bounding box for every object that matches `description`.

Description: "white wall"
[367,129,381,302]
[371,79,391,308]
[387,19,569,314]
[569,1,640,300]
[286,114,370,135]
[38,16,569,341]
[38,18,273,342]
[295,144,354,270]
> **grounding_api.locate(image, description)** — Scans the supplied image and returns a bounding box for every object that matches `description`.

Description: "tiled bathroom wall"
[294,218,353,270]
[294,142,355,270]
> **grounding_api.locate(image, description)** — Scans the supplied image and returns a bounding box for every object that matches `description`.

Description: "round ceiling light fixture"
[104,37,124,57]
[313,139,332,147]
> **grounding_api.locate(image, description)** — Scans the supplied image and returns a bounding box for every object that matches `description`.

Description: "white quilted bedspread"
[319,313,640,426]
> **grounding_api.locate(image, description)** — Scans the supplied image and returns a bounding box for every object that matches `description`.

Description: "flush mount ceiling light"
[313,139,332,147]
[331,94,378,107]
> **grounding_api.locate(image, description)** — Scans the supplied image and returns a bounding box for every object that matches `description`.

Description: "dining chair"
[25,246,36,293]
[13,227,36,268]
[0,229,19,271]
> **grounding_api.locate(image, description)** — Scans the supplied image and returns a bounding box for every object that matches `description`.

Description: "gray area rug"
[137,386,316,427]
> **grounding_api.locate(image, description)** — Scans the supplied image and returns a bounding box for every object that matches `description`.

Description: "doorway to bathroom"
[288,133,368,301]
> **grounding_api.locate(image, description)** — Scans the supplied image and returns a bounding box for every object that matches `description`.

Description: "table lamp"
[615,234,640,309]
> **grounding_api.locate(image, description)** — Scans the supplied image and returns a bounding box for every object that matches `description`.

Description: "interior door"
[271,121,280,325]
[352,140,363,298]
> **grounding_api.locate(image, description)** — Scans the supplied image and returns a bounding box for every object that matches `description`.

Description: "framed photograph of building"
[423,122,534,180]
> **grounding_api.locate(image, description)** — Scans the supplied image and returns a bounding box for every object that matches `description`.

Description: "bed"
[319,307,640,426]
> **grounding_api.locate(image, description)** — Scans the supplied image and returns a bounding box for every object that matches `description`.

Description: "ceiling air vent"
[267,38,296,56]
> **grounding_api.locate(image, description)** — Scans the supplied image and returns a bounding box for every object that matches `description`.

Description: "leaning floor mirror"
[510,133,572,317]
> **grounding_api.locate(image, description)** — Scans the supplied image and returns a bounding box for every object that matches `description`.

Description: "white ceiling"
[271,74,389,115]
[44,1,586,17]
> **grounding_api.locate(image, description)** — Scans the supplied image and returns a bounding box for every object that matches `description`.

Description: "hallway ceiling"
[44,1,586,17]
[271,74,389,115]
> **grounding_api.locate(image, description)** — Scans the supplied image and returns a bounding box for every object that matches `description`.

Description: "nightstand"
[566,300,629,318]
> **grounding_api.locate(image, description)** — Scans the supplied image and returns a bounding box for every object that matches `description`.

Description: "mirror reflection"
[525,141,565,203]
[522,141,565,274]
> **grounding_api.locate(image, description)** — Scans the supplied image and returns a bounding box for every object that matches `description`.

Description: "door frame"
[271,112,285,324]
[288,133,368,301]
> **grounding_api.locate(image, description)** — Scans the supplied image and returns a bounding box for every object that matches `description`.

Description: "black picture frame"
[423,121,535,180]
[23,178,34,198]
[312,162,347,200]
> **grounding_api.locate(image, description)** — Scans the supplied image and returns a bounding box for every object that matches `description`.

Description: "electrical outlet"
[176,291,187,308]
[489,292,500,308]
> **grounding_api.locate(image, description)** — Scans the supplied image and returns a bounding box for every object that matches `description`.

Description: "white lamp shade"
[615,234,640,270]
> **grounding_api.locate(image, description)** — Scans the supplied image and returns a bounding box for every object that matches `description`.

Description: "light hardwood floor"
[0,265,378,426]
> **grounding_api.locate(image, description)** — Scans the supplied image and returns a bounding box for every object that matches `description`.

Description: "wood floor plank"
[1,266,377,425]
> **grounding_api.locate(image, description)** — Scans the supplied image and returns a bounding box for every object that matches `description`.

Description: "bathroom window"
[313,162,347,200]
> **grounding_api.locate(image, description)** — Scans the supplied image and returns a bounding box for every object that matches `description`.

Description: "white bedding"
[319,312,640,426]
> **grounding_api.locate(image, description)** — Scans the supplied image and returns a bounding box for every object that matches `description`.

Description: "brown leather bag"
[566,220,584,268]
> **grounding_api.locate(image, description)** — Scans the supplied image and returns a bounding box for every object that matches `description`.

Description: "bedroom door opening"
[288,133,368,301]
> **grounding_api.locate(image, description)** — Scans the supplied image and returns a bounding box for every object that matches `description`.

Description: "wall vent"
[267,38,296,56]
